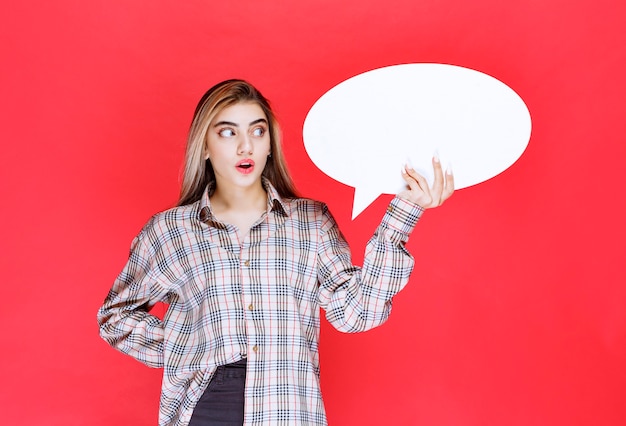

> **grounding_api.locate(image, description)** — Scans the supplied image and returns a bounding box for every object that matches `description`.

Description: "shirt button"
[252,345,258,353]
[243,260,250,267]
[248,304,254,311]
[387,205,394,213]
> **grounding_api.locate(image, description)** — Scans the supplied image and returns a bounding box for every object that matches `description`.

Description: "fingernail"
[446,162,453,175]
[433,150,440,163]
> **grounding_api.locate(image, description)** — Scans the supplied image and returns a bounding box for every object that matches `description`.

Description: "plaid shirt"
[98,179,423,425]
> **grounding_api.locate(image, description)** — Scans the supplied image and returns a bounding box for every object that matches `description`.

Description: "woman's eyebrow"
[213,120,238,128]
[213,118,267,128]
[249,118,268,126]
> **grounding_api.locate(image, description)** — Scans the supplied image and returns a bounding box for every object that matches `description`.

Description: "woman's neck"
[210,181,266,211]
[209,182,267,237]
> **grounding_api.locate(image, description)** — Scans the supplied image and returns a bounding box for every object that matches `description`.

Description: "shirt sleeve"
[317,197,424,333]
[97,225,166,368]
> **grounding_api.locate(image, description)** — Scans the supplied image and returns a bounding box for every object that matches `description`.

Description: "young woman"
[97,79,454,426]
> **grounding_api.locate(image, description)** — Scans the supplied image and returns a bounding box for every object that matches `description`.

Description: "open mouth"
[236,159,255,173]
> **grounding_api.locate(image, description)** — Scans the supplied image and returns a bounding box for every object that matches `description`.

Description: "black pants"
[188,359,247,426]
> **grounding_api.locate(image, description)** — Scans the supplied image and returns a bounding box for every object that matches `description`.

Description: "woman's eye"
[252,127,265,137]
[218,128,235,137]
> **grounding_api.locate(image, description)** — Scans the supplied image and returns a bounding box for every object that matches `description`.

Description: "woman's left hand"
[398,156,454,209]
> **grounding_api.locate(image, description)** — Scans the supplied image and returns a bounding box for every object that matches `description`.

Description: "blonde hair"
[178,79,298,206]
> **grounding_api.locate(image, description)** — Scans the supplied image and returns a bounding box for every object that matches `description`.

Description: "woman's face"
[205,101,271,190]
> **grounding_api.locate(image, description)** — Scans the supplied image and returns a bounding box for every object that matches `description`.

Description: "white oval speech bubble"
[303,63,532,219]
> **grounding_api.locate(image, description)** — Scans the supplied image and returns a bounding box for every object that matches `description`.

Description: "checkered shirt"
[97,179,423,425]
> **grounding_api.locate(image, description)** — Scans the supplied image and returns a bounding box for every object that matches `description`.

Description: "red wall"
[1,1,625,424]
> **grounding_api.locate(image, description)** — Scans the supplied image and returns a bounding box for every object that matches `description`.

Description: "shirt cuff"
[381,197,424,236]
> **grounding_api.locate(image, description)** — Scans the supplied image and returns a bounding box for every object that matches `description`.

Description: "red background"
[1,0,625,425]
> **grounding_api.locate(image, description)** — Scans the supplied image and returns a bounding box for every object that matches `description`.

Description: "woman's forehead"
[213,102,266,124]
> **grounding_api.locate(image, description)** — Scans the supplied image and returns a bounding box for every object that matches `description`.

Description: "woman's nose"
[237,135,253,154]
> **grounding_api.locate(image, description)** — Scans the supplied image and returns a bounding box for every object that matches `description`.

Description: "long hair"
[177,79,298,206]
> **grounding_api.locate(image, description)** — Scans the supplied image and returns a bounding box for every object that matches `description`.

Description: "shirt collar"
[198,177,290,223]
